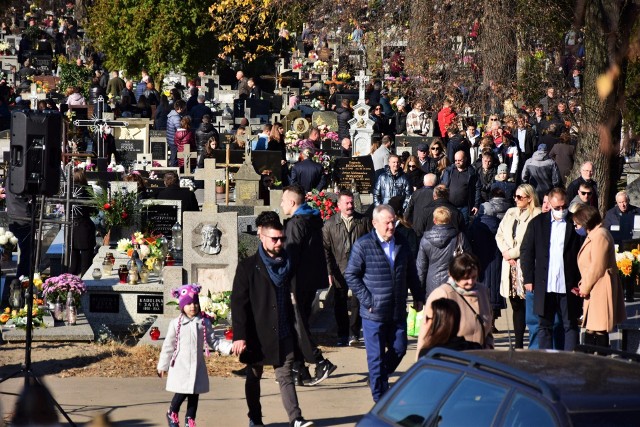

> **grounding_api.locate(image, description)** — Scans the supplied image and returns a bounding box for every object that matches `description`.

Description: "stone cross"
[135,153,151,171]
[177,145,193,175]
[201,158,226,212]
[355,70,370,103]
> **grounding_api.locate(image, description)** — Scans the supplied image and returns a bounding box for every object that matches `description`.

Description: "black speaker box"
[9,111,62,196]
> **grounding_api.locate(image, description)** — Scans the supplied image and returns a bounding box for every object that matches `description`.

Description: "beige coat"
[495,206,542,298]
[577,225,627,332]
[417,283,494,359]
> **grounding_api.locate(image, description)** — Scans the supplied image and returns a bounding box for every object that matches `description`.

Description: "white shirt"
[375,232,395,268]
[547,216,567,293]
[517,128,527,153]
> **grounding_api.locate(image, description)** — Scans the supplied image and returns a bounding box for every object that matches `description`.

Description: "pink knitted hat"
[172,284,201,311]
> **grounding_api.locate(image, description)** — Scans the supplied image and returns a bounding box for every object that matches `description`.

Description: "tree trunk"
[575,0,639,213]
[479,0,517,88]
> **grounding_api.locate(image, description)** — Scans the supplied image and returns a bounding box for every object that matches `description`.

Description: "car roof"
[425,349,640,412]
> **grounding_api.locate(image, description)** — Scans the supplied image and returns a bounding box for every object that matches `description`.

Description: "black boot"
[583,332,597,346]
[594,333,610,348]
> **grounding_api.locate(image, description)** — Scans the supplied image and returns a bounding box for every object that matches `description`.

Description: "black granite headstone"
[150,140,166,161]
[89,294,120,313]
[252,150,282,181]
[115,139,144,164]
[137,295,163,314]
[141,203,179,237]
[334,155,375,194]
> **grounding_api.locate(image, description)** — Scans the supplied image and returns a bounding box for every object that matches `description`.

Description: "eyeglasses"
[375,107,381,110]
[579,191,592,196]
[431,147,441,151]
[514,194,528,200]
[408,164,417,169]
[263,235,286,243]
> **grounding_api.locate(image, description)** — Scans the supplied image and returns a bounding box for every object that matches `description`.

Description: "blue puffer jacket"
[166,110,182,147]
[345,230,424,323]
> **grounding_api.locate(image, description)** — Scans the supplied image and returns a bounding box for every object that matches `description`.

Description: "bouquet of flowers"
[117,231,165,270]
[180,178,196,192]
[42,273,86,307]
[325,131,339,142]
[311,99,323,110]
[0,228,18,254]
[616,250,640,277]
[306,189,339,221]
[199,290,231,326]
[313,151,333,175]
[284,130,303,152]
[89,186,139,230]
[313,60,328,72]
[0,296,46,328]
[0,41,11,54]
[337,71,352,81]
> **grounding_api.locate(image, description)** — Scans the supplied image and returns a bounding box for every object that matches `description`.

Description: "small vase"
[92,268,102,280]
[139,268,150,284]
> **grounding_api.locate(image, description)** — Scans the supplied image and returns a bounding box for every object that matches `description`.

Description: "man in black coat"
[566,161,598,207]
[414,184,465,238]
[231,212,315,427]
[290,149,326,193]
[404,173,437,229]
[155,172,199,215]
[336,99,353,141]
[520,187,582,351]
[281,185,336,386]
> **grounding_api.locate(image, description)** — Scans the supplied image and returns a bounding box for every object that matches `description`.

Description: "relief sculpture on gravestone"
[197,223,222,255]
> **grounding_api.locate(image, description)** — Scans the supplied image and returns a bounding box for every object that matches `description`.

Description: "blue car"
[358,348,640,426]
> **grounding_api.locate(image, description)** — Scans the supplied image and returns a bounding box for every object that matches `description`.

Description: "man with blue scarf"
[281,185,337,386]
[231,211,315,427]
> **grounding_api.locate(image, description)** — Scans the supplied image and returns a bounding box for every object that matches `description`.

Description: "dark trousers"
[246,336,301,424]
[9,223,32,278]
[538,292,579,351]
[170,393,199,420]
[69,248,93,276]
[510,297,526,349]
[168,143,178,167]
[334,285,361,339]
[296,289,324,364]
[526,290,564,349]
[362,318,408,402]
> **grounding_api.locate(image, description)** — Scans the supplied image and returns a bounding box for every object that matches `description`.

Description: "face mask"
[575,227,587,237]
[551,207,567,220]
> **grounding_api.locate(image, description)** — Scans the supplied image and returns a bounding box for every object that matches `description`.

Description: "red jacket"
[437,106,457,137]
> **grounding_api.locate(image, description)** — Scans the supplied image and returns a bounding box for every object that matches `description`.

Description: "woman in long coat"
[495,184,541,348]
[573,205,627,347]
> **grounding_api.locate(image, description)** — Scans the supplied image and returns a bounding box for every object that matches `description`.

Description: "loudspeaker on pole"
[9,111,62,197]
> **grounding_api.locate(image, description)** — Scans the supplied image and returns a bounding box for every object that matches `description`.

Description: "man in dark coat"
[415,184,465,237]
[441,150,481,226]
[603,190,640,244]
[323,190,372,346]
[345,204,424,402]
[290,149,326,193]
[336,99,353,141]
[520,187,582,351]
[404,173,437,230]
[231,212,315,427]
[281,185,336,386]
[566,161,598,207]
[155,172,199,214]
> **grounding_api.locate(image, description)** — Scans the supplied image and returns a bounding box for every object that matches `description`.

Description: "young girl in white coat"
[158,284,215,427]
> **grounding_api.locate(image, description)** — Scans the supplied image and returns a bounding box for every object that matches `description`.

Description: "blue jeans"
[168,143,178,167]
[362,318,408,402]
[526,291,564,349]
[457,206,470,228]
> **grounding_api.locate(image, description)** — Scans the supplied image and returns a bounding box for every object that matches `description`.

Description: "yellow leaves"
[596,65,620,100]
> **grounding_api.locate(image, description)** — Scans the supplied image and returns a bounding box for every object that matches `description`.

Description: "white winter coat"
[157,314,215,394]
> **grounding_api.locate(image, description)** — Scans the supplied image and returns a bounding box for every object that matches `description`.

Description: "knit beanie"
[172,284,201,311]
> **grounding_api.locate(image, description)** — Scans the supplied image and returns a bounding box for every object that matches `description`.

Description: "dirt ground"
[0,341,248,379]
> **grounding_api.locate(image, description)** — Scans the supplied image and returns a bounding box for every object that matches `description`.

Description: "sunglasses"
[263,235,286,243]
[431,147,441,151]
[408,164,417,169]
[514,194,528,200]
[579,191,592,196]
[490,118,498,121]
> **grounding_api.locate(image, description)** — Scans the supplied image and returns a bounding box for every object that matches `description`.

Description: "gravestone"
[149,129,167,165]
[115,139,144,165]
[140,200,181,237]
[292,118,310,139]
[177,144,195,175]
[349,103,375,157]
[135,153,153,171]
[282,110,301,132]
[114,118,153,155]
[182,211,239,295]
[312,111,338,133]
[235,151,264,206]
[333,155,376,194]
[194,158,226,213]
[394,135,436,156]
[252,150,282,181]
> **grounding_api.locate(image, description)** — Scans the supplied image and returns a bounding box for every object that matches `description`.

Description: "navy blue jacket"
[291,159,326,193]
[345,230,424,323]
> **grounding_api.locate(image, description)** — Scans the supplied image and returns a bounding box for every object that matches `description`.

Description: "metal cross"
[72,96,129,158]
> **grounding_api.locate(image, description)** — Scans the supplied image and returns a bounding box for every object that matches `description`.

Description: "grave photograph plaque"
[334,155,375,194]
[150,140,167,161]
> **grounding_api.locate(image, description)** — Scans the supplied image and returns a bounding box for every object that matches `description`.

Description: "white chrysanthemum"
[0,228,6,235]
[0,236,9,245]
[139,244,150,259]
[625,252,635,260]
[5,231,14,239]
[116,238,131,252]
[9,236,18,245]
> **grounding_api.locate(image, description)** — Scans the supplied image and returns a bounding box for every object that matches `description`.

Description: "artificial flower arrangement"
[324,131,339,143]
[89,185,139,231]
[337,71,352,81]
[0,296,46,328]
[317,124,331,136]
[313,60,328,71]
[180,178,196,192]
[75,161,95,171]
[41,273,86,307]
[117,231,165,270]
[0,228,18,254]
[310,98,323,110]
[34,80,51,94]
[312,151,334,175]
[19,273,44,292]
[284,130,303,152]
[306,189,339,221]
[0,41,11,54]
[616,250,640,277]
